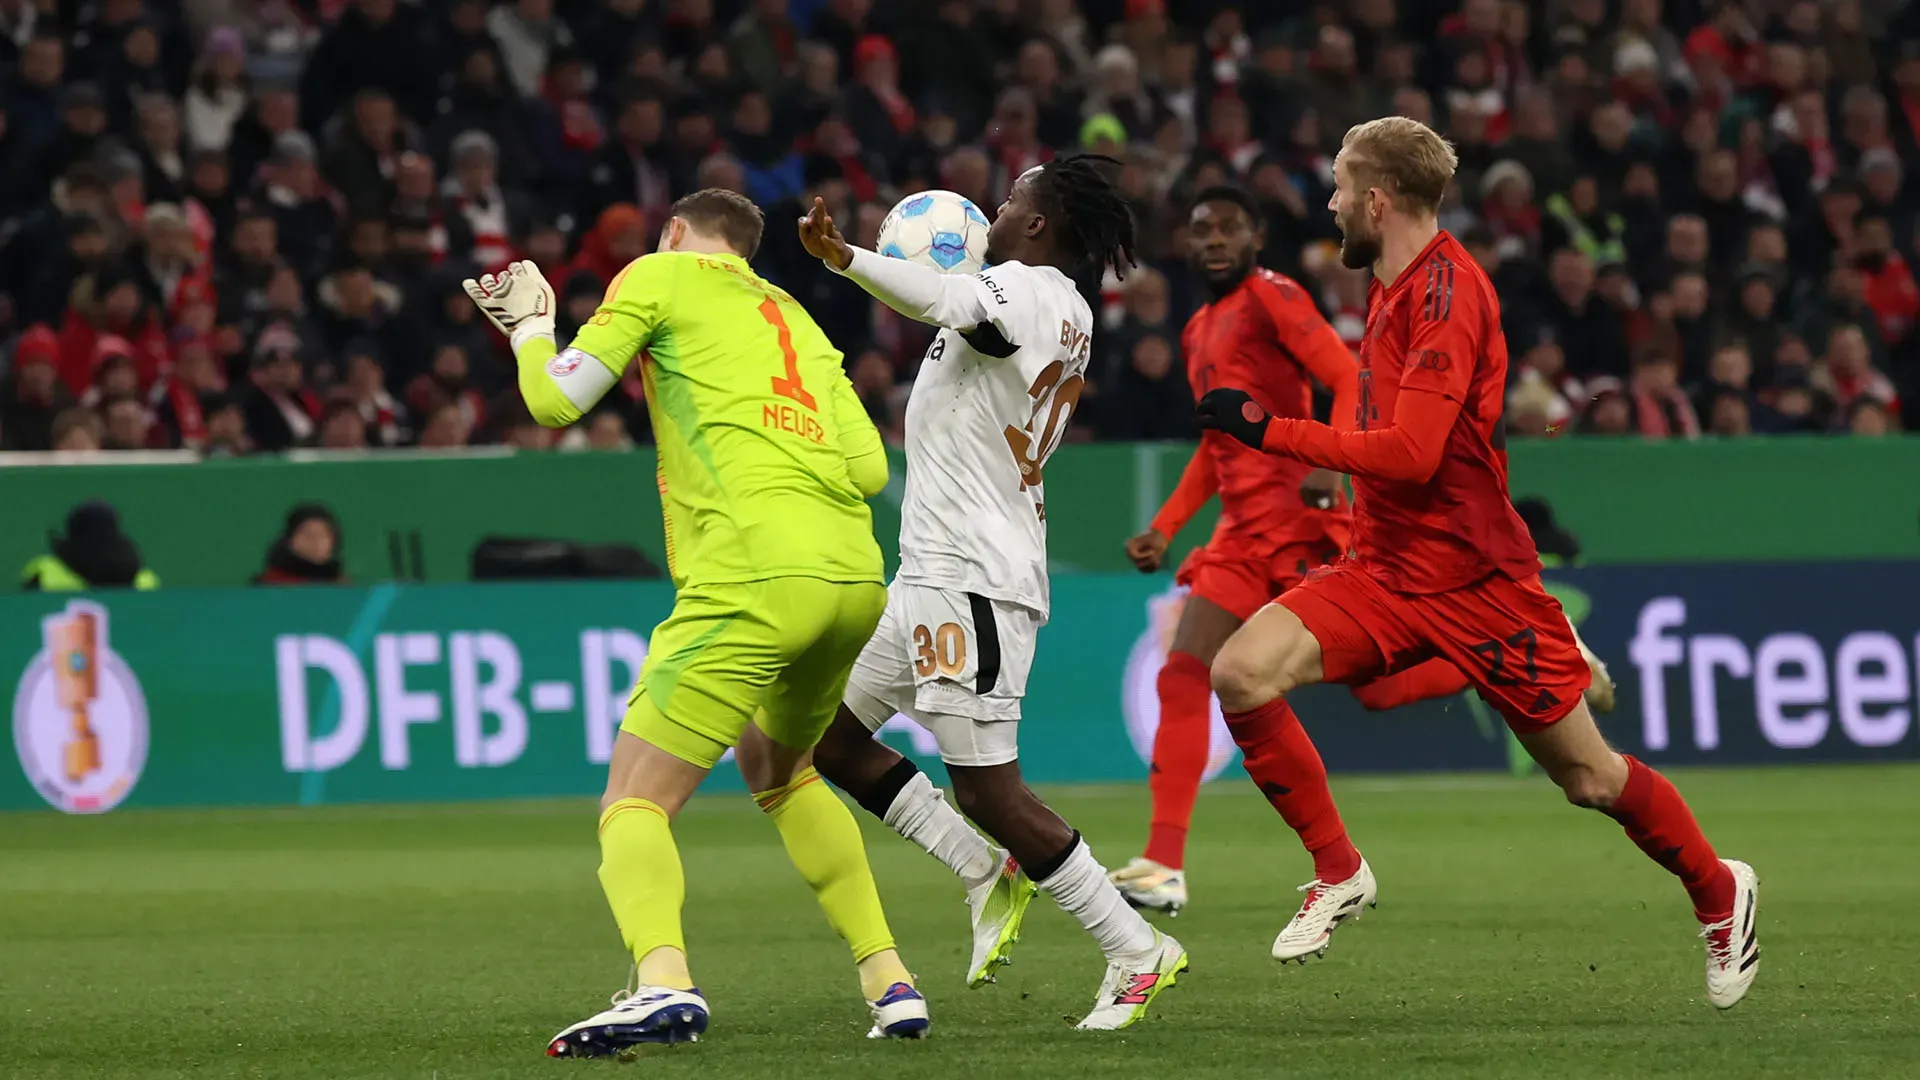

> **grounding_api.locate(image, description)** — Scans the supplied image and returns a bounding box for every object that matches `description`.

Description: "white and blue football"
[876,190,991,275]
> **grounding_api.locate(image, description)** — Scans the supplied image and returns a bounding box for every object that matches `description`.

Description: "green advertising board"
[4,438,1918,590]
[3,578,1515,814]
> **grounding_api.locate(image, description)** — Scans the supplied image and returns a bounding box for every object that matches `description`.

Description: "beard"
[1337,209,1380,269]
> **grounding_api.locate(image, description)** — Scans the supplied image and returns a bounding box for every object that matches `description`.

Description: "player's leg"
[1350,657,1471,711]
[1113,551,1249,914]
[549,589,759,1057]
[750,579,929,1038]
[1210,567,1422,961]
[1432,575,1756,1008]
[941,754,1188,1030]
[811,585,1009,902]
[815,584,1038,988]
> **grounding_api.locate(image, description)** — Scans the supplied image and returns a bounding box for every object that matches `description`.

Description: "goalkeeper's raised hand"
[463,260,556,350]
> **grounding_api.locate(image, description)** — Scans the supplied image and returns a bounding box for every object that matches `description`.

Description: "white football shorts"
[842,581,1039,767]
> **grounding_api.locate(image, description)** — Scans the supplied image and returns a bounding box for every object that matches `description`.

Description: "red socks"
[1605,755,1736,919]
[1145,651,1212,868]
[1225,697,1362,883]
[1350,658,1470,711]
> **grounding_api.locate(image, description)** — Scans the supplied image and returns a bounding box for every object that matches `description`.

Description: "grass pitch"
[5,765,1917,1080]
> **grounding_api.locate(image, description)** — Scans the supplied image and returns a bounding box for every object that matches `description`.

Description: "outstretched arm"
[834,246,997,331]
[1200,282,1476,485]
[1150,440,1218,540]
[799,196,998,332]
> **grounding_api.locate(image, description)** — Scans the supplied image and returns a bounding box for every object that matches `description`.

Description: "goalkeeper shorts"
[622,576,888,768]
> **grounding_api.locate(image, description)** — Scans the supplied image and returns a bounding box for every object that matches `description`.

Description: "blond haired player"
[1195,117,1759,1008]
[464,188,929,1055]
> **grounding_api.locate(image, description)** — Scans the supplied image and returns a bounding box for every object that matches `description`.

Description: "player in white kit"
[799,158,1188,1032]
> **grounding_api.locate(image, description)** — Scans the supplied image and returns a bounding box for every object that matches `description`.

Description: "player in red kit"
[1108,187,1358,916]
[1112,188,1617,919]
[1198,117,1759,1010]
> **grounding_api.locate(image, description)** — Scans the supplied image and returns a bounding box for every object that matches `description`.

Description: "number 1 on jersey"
[760,297,817,410]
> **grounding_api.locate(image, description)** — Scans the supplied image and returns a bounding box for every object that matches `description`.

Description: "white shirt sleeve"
[835,246,1000,331]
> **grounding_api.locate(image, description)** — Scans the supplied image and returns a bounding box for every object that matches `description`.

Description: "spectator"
[1813,323,1900,426]
[150,331,225,449]
[58,269,171,395]
[1624,344,1701,439]
[316,394,368,450]
[255,503,345,584]
[250,130,337,277]
[405,341,486,439]
[183,27,249,153]
[100,393,154,450]
[1096,332,1195,440]
[315,262,402,379]
[1,326,75,450]
[200,391,251,456]
[559,405,636,452]
[21,501,159,591]
[1852,213,1919,348]
[322,87,416,216]
[1848,396,1896,436]
[301,0,433,129]
[242,333,319,450]
[49,406,105,451]
[1541,247,1629,380]
[416,398,472,448]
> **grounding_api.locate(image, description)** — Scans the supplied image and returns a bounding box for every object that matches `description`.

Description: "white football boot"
[1073,930,1189,1031]
[966,850,1038,988]
[865,981,931,1039]
[1110,857,1189,916]
[1701,859,1760,1009]
[1271,857,1378,963]
[1570,620,1617,714]
[545,984,709,1058]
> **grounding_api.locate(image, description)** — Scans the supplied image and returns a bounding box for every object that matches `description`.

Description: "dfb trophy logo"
[12,601,149,813]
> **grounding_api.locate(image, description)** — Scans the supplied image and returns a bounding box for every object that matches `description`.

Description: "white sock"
[1035,839,1159,962]
[883,771,998,889]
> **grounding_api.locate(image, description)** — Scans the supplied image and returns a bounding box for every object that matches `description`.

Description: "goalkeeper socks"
[597,797,695,990]
[1225,697,1363,884]
[1032,834,1160,961]
[1350,658,1470,711]
[1145,650,1212,869]
[873,764,999,889]
[756,767,901,968]
[1604,755,1737,919]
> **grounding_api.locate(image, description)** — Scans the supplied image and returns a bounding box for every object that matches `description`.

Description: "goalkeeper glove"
[463,260,556,351]
[1195,387,1271,450]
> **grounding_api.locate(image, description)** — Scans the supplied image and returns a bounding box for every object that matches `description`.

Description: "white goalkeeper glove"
[463,260,556,351]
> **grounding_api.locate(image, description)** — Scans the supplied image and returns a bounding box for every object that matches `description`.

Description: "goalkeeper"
[466,189,929,1056]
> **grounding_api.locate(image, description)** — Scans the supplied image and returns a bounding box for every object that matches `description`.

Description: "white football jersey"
[896,260,1092,620]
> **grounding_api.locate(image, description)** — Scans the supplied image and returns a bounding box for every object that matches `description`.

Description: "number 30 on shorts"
[912,622,967,679]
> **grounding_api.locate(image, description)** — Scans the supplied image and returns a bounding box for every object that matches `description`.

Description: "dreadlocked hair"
[1032,154,1138,289]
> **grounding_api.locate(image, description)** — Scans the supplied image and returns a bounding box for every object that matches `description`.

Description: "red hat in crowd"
[93,335,134,366]
[14,325,59,368]
[853,34,896,77]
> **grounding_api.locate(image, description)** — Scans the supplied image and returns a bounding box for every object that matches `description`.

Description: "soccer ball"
[876,190,991,275]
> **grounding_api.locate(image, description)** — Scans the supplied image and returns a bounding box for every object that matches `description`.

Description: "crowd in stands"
[1,0,1917,456]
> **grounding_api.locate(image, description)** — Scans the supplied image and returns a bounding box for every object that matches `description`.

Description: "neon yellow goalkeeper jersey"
[564,251,884,588]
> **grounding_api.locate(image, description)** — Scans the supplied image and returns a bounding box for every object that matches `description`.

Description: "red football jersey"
[1350,231,1540,592]
[1166,268,1354,552]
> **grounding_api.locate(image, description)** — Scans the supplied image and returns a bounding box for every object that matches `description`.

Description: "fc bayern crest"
[1120,586,1240,781]
[12,601,149,814]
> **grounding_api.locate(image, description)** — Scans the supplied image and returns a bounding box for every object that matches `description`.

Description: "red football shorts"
[1277,564,1591,733]
[1177,535,1347,623]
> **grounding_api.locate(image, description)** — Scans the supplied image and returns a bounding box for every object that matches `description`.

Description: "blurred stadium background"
[3,0,1918,1077]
